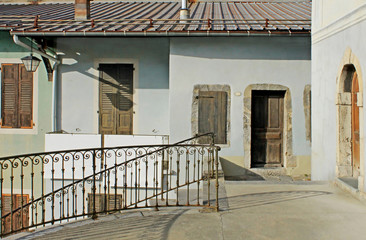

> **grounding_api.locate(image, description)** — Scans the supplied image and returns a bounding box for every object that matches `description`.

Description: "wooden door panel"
[268,96,280,128]
[352,72,360,177]
[267,142,282,164]
[252,142,266,164]
[251,91,284,167]
[252,95,266,129]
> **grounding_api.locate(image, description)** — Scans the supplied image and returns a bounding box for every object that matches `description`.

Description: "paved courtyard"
[9,180,366,240]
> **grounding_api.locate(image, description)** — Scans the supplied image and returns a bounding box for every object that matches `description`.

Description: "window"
[198,91,228,144]
[99,64,134,135]
[1,64,33,128]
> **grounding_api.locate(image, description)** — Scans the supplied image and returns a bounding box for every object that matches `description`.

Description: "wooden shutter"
[88,194,122,213]
[1,195,13,233]
[1,64,19,128]
[1,64,33,128]
[99,64,133,135]
[198,91,227,144]
[1,194,29,234]
[18,65,33,128]
[99,65,117,134]
[116,65,133,135]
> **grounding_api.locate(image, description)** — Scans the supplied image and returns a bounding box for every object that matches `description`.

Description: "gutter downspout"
[13,35,61,132]
[52,59,59,132]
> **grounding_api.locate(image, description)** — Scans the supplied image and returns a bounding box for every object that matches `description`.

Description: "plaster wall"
[169,37,311,174]
[312,0,365,32]
[0,32,52,157]
[311,17,366,191]
[56,37,169,135]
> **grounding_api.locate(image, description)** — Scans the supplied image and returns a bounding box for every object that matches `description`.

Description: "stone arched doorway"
[336,49,364,189]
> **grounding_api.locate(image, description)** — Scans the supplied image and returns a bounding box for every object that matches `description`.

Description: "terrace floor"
[9,180,366,240]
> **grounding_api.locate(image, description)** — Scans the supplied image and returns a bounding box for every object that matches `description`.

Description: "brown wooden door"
[99,64,133,135]
[251,91,284,167]
[352,72,360,177]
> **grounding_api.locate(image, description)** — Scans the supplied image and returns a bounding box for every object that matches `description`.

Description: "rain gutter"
[10,30,310,37]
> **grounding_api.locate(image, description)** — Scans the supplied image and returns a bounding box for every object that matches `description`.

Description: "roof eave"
[9,30,311,37]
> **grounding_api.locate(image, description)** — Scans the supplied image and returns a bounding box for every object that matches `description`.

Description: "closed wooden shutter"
[1,194,29,234]
[1,64,18,128]
[198,91,227,144]
[18,65,33,128]
[116,65,133,135]
[88,194,123,213]
[1,64,33,128]
[99,65,117,134]
[99,64,133,135]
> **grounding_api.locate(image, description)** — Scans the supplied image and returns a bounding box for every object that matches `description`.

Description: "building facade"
[0,0,311,178]
[312,0,366,195]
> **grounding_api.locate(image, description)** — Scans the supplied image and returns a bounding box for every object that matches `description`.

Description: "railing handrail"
[1,133,216,220]
[0,133,214,162]
[1,143,219,220]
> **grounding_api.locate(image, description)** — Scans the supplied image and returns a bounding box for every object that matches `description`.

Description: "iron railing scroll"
[0,133,220,237]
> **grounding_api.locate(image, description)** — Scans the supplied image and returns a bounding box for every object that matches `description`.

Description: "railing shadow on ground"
[0,133,220,237]
[21,209,188,240]
[222,191,332,211]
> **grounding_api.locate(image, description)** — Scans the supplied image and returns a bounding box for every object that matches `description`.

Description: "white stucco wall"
[312,2,366,190]
[312,0,365,32]
[56,38,169,135]
[169,37,311,164]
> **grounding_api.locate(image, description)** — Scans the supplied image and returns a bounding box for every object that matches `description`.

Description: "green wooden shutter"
[18,65,33,128]
[198,91,227,144]
[1,64,19,128]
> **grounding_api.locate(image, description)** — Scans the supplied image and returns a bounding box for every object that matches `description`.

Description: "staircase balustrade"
[0,133,220,237]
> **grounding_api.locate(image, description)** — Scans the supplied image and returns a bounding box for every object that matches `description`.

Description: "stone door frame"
[243,84,294,169]
[336,48,364,190]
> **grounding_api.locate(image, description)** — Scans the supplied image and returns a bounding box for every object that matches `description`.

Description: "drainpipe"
[180,0,190,23]
[52,59,59,132]
[13,35,61,132]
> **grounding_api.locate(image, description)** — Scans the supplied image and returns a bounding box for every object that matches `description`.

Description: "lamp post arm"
[13,35,60,64]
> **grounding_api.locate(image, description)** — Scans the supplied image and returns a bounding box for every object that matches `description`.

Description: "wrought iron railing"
[0,133,220,237]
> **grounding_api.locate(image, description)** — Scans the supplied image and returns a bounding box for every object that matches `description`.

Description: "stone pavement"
[9,180,366,240]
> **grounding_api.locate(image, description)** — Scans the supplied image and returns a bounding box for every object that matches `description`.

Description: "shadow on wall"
[220,157,264,181]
